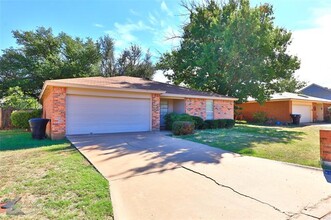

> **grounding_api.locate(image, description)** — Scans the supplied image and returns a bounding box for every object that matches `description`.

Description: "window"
[206,100,214,120]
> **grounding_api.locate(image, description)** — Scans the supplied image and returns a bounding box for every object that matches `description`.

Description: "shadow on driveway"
[68,131,239,180]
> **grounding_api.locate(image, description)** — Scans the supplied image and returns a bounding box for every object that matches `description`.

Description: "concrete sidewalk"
[68,132,331,220]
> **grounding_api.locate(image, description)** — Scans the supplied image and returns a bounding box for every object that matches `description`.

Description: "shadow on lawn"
[183,125,306,155]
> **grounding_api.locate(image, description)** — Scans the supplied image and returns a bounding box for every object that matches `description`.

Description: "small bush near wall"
[252,111,268,124]
[191,116,204,129]
[217,119,227,128]
[203,119,235,129]
[164,113,194,130]
[204,120,219,129]
[225,119,235,128]
[11,109,42,129]
[172,121,195,135]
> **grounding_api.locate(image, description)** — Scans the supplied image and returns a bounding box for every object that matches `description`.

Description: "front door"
[160,100,168,127]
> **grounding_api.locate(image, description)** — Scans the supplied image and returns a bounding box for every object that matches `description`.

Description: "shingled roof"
[247,92,331,103]
[40,76,237,100]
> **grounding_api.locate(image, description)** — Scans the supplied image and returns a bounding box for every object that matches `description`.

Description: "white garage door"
[66,95,151,135]
[292,104,312,123]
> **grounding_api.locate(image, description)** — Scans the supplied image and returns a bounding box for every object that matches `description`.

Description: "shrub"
[164,113,193,130]
[217,119,227,128]
[252,111,268,124]
[11,109,42,129]
[172,121,195,135]
[225,119,235,128]
[202,121,210,129]
[204,120,218,129]
[191,116,204,129]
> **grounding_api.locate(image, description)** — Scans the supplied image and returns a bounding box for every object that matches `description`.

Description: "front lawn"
[180,124,330,167]
[0,130,113,219]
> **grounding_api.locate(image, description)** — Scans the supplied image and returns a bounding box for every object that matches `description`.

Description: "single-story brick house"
[40,76,237,139]
[237,92,331,123]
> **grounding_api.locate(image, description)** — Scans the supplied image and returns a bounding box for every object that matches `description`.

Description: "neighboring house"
[237,92,331,123]
[40,76,237,139]
[300,83,331,100]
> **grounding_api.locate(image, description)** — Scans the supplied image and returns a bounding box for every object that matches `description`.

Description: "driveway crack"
[180,165,293,218]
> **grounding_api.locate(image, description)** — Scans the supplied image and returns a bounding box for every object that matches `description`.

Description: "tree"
[0,87,41,109]
[97,35,115,76]
[116,44,154,79]
[0,27,101,98]
[157,0,301,103]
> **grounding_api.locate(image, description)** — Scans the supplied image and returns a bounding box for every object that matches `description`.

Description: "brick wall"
[320,130,331,161]
[42,86,66,139]
[238,101,292,123]
[324,103,331,121]
[312,103,317,122]
[42,87,53,137]
[152,94,160,131]
[214,100,234,119]
[185,98,206,120]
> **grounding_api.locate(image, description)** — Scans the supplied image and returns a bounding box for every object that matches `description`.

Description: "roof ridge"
[300,83,331,92]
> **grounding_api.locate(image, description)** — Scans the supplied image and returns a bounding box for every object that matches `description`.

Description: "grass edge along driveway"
[180,124,328,168]
[0,130,113,220]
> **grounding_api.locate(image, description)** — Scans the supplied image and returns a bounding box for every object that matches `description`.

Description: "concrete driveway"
[68,132,331,220]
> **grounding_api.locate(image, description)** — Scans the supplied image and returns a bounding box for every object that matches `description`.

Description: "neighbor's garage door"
[292,104,312,123]
[66,95,150,135]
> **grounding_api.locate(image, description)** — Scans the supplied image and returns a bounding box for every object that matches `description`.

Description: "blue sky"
[1,0,331,86]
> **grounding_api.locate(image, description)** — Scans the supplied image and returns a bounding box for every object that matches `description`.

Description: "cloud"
[153,70,172,83]
[289,6,331,87]
[94,23,104,28]
[160,1,173,16]
[148,12,158,25]
[105,20,154,59]
[152,25,181,52]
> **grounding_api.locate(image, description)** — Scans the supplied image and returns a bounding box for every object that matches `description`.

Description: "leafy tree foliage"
[0,27,101,98]
[116,44,154,79]
[0,28,155,99]
[1,87,41,109]
[97,35,116,76]
[157,0,301,103]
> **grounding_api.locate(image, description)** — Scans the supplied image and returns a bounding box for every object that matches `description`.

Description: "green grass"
[0,130,113,219]
[180,124,330,168]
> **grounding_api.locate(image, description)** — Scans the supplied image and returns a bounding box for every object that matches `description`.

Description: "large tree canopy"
[0,28,155,99]
[0,27,101,98]
[157,0,302,103]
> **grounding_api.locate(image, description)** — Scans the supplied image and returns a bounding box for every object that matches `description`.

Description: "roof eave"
[39,81,166,100]
[243,98,331,104]
[161,93,238,101]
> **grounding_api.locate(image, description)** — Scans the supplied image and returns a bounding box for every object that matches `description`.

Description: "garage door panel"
[66,95,150,135]
[292,104,312,123]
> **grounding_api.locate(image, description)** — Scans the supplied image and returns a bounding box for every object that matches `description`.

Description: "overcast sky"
[1,0,330,87]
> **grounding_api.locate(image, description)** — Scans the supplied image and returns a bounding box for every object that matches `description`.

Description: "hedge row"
[11,109,42,129]
[165,113,235,135]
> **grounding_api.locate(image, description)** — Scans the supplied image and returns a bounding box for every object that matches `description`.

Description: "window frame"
[206,100,214,120]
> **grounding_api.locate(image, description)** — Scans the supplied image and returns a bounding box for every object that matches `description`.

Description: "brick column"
[185,98,206,119]
[152,94,160,131]
[320,130,331,162]
[46,87,66,140]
